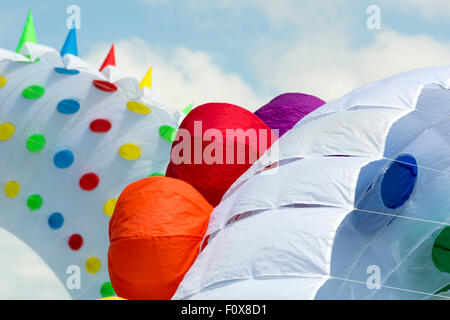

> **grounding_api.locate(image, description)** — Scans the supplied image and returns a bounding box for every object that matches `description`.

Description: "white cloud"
[251,29,450,102]
[0,228,70,299]
[138,0,450,104]
[80,19,450,110]
[84,38,267,111]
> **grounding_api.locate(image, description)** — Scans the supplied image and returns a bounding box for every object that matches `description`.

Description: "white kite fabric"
[0,43,176,299]
[174,66,450,300]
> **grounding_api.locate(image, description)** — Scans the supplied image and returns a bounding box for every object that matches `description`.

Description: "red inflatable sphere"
[166,103,277,206]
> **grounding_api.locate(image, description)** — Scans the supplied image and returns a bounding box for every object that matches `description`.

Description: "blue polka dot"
[54,67,80,75]
[57,99,80,115]
[48,213,64,229]
[381,155,418,209]
[54,150,74,169]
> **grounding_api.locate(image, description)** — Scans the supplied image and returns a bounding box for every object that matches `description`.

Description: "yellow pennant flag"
[139,66,152,89]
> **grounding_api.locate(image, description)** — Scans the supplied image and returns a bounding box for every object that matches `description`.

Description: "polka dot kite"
[173,67,450,300]
[0,13,176,300]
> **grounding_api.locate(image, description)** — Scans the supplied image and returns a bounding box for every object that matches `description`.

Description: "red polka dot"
[90,119,112,133]
[93,80,117,92]
[79,173,99,191]
[68,234,83,250]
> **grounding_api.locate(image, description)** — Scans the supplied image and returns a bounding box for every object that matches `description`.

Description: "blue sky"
[1,0,450,299]
[3,0,450,111]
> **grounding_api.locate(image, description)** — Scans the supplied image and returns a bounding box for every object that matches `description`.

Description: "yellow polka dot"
[0,123,15,141]
[126,101,152,114]
[0,76,7,88]
[119,143,141,160]
[86,257,101,274]
[104,198,118,217]
[4,181,20,198]
[98,297,126,300]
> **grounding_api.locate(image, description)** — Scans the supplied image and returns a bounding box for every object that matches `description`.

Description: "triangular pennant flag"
[139,66,152,90]
[182,103,194,115]
[99,44,116,71]
[16,9,37,53]
[60,27,78,57]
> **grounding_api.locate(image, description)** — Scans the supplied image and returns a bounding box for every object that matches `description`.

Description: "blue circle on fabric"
[57,99,80,114]
[54,67,80,75]
[381,155,418,209]
[48,212,64,229]
[54,150,74,169]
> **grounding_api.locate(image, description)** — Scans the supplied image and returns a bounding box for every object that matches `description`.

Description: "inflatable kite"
[171,66,450,300]
[254,93,326,137]
[166,103,277,206]
[108,176,213,300]
[3,10,450,301]
[0,11,177,299]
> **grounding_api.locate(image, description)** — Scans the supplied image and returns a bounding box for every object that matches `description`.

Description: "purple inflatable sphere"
[255,93,326,137]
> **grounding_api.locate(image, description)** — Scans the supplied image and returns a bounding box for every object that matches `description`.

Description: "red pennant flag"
[99,44,116,71]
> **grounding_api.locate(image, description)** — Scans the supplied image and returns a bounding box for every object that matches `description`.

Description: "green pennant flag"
[16,10,37,53]
[182,103,194,115]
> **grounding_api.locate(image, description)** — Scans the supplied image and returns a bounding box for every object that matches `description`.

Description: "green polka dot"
[22,85,45,99]
[27,194,43,211]
[26,134,45,152]
[148,172,164,177]
[432,227,450,273]
[100,281,115,297]
[436,284,450,295]
[159,125,177,143]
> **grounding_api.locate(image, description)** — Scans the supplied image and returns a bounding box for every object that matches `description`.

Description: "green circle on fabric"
[27,194,43,211]
[436,284,450,295]
[22,85,45,99]
[100,282,115,297]
[159,125,177,143]
[26,134,45,152]
[432,227,450,273]
[148,173,164,177]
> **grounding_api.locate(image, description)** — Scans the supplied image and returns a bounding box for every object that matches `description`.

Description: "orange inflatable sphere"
[108,176,213,300]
